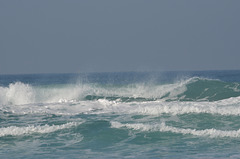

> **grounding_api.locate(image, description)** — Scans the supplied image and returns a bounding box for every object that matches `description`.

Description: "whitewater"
[1,71,240,158]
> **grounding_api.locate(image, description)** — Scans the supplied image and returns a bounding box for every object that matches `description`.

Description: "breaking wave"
[0,77,240,106]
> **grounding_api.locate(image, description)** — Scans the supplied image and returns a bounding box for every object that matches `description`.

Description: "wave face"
[1,71,240,158]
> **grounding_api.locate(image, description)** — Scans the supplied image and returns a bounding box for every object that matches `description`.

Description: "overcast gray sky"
[1,0,240,74]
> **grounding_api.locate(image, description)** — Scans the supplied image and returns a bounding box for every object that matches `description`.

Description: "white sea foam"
[111,121,240,138]
[0,122,82,137]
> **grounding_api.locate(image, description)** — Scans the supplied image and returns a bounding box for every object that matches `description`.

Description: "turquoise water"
[1,71,240,158]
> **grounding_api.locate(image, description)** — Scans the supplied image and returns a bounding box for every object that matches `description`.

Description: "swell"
[0,77,240,106]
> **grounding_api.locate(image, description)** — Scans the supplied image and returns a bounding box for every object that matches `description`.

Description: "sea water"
[1,71,240,158]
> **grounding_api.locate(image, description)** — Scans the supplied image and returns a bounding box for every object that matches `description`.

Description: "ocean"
[1,70,240,158]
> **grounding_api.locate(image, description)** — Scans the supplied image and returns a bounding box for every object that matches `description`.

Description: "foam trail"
[3,97,240,116]
[126,100,240,116]
[0,122,82,137]
[111,121,240,138]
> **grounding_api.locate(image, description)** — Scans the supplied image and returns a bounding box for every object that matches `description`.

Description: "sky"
[0,0,240,74]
